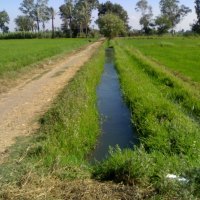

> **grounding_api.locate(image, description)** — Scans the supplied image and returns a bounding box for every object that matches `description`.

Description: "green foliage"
[15,15,34,31]
[159,0,191,30]
[192,0,200,33]
[98,1,129,28]
[97,13,126,40]
[135,0,153,34]
[0,10,10,33]
[60,0,98,37]
[155,15,172,34]
[0,31,66,39]
[19,0,50,32]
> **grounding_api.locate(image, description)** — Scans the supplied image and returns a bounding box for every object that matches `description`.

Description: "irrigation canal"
[91,48,138,161]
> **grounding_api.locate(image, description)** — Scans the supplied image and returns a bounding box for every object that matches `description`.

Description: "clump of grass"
[159,41,175,47]
[93,146,200,199]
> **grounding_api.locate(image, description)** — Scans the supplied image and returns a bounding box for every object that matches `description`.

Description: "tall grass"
[0,32,53,39]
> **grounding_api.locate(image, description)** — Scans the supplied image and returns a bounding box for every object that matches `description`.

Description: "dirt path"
[0,41,102,155]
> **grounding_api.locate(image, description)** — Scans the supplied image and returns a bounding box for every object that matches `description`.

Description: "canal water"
[91,48,138,162]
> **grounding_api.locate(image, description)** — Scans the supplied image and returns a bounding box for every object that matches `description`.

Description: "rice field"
[117,38,200,83]
[0,38,92,77]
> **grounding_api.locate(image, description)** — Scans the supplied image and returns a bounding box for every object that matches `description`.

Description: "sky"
[0,0,197,32]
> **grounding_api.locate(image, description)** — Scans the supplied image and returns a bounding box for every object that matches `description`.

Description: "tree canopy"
[19,0,50,32]
[159,0,191,31]
[97,13,125,40]
[60,0,98,37]
[135,0,153,34]
[0,10,10,33]
[192,0,200,33]
[98,1,129,29]
[15,15,34,31]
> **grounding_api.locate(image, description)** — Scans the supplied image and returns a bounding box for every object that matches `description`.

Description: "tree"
[135,0,153,34]
[192,0,200,33]
[97,13,125,40]
[15,15,34,31]
[19,0,35,31]
[0,10,10,33]
[19,0,35,16]
[34,0,50,32]
[60,0,74,37]
[159,0,191,32]
[19,0,50,32]
[38,0,51,31]
[98,1,129,30]
[155,15,172,34]
[75,0,98,37]
[49,7,56,38]
[60,0,98,37]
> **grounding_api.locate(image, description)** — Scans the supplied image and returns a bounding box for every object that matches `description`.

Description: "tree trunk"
[42,22,45,32]
[69,17,72,38]
[52,16,55,38]
[86,25,88,38]
[36,17,40,32]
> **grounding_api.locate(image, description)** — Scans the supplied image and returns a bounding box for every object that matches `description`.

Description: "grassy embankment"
[93,39,200,199]
[0,43,104,198]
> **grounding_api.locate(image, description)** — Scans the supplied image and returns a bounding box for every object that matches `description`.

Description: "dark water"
[91,48,138,162]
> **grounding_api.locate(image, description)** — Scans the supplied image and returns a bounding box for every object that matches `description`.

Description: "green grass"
[121,45,200,124]
[0,38,92,77]
[0,43,104,191]
[118,37,200,83]
[93,40,200,199]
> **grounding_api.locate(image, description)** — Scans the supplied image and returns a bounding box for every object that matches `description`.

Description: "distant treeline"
[1,0,200,39]
[0,30,100,40]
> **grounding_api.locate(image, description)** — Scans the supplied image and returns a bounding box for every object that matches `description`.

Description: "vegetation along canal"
[91,48,138,161]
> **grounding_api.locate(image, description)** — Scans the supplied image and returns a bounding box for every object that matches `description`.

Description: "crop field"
[0,38,91,77]
[118,38,200,83]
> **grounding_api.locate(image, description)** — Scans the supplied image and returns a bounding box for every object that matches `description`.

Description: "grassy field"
[118,38,200,83]
[0,38,92,77]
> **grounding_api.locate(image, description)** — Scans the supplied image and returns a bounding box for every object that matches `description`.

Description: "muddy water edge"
[91,48,138,162]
